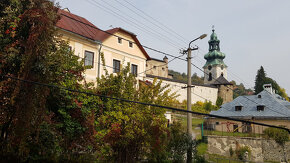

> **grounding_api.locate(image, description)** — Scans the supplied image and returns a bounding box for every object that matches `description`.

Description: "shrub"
[263,127,289,145]
[229,146,234,157]
[235,146,251,161]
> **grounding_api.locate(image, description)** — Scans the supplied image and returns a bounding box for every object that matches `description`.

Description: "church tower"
[203,29,227,84]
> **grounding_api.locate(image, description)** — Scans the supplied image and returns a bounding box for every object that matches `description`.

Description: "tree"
[254,66,266,94]
[0,0,97,161]
[95,61,178,162]
[216,97,223,108]
[0,0,62,156]
[254,66,289,100]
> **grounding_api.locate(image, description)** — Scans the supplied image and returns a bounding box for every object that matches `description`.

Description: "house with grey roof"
[206,84,290,133]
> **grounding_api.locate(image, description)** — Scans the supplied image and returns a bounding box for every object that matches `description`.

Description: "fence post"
[201,122,204,137]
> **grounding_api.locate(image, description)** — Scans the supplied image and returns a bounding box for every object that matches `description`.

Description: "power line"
[191,48,287,116]
[197,47,252,88]
[111,0,188,45]
[137,54,185,76]
[98,0,185,48]
[190,62,288,117]
[59,13,187,62]
[1,73,288,133]
[122,0,189,43]
[85,0,182,49]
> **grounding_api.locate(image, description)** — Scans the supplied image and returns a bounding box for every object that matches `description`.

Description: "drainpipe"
[95,41,102,80]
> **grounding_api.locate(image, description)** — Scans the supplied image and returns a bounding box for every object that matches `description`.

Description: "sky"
[56,0,290,94]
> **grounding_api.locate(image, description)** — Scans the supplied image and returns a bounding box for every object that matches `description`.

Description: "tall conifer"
[254,66,266,94]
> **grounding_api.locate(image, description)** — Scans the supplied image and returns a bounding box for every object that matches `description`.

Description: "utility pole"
[184,34,207,163]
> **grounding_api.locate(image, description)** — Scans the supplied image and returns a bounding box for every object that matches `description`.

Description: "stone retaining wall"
[207,135,290,162]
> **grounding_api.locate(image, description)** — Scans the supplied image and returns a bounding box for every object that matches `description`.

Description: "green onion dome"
[203,29,227,68]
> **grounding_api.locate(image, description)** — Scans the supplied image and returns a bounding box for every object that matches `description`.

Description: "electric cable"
[59,13,187,62]
[1,73,288,133]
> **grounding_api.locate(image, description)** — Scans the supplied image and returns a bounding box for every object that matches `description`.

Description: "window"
[129,41,133,48]
[208,65,212,70]
[162,67,165,71]
[235,106,242,111]
[84,51,94,68]
[215,122,219,125]
[131,64,138,76]
[221,73,224,77]
[258,95,261,98]
[113,59,120,73]
[118,37,122,44]
[208,73,212,81]
[153,66,156,69]
[257,105,265,111]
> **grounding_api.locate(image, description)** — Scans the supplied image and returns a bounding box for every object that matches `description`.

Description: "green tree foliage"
[166,121,193,162]
[263,127,289,162]
[231,81,254,99]
[263,127,289,145]
[0,0,98,161]
[95,62,178,162]
[215,97,223,108]
[254,66,267,94]
[0,0,64,158]
[168,70,204,84]
[191,101,218,113]
[254,66,289,100]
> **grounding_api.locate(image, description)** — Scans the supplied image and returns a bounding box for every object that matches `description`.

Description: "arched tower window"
[221,73,224,77]
[208,73,212,81]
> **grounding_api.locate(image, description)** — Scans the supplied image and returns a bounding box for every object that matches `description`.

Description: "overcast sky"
[57,0,290,94]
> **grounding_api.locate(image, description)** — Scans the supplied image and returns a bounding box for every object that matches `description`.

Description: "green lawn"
[204,130,261,138]
[196,142,207,155]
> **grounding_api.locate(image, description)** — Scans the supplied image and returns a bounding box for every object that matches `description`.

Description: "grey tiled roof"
[212,76,233,85]
[210,90,290,119]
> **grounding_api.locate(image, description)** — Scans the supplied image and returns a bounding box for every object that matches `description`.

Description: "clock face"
[208,65,212,70]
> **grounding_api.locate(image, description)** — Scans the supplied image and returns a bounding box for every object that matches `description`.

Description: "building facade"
[56,9,150,83]
[207,84,290,133]
[145,30,233,105]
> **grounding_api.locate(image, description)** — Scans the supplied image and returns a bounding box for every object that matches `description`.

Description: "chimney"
[163,56,168,63]
[63,8,71,12]
[263,84,273,94]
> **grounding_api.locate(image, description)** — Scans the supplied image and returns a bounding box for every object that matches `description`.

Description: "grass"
[204,130,261,138]
[207,153,245,163]
[196,142,207,156]
[175,115,204,140]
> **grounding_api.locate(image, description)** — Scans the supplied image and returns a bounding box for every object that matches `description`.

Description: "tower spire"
[203,29,228,84]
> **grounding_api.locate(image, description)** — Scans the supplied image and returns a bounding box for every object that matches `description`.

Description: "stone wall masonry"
[207,135,290,162]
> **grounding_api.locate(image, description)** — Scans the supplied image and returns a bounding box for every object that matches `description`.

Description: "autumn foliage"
[0,0,190,162]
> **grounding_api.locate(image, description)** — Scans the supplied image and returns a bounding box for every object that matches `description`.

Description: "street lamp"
[185,34,207,163]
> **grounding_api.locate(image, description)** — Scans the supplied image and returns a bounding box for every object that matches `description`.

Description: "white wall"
[204,65,227,84]
[144,77,218,104]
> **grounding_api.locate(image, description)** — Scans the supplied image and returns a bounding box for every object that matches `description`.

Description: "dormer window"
[235,106,242,111]
[257,105,265,111]
[258,95,261,98]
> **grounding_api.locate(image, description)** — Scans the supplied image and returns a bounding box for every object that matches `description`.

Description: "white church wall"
[144,77,218,105]
[204,65,227,84]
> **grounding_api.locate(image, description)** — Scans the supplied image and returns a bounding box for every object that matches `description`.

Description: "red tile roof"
[56,9,101,41]
[56,9,150,59]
